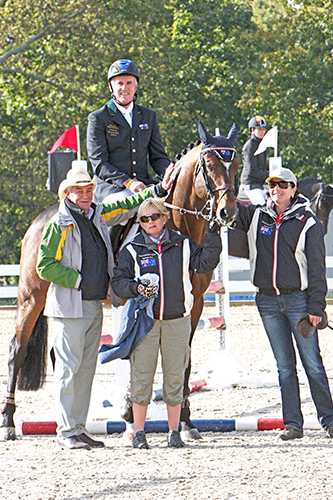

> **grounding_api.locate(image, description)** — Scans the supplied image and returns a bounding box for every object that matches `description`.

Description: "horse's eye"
[206,162,214,171]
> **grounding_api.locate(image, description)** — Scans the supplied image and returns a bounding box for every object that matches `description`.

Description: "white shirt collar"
[114,100,134,127]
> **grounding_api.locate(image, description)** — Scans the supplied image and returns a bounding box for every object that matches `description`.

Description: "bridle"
[164,145,238,230]
[196,146,237,204]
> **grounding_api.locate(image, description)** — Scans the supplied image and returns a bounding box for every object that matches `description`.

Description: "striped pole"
[21,416,321,435]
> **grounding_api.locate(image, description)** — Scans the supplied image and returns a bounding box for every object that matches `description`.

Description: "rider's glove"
[137,281,159,299]
[152,182,167,197]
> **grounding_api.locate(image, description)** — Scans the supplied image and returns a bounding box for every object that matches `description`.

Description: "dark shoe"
[326,425,333,438]
[58,435,91,450]
[280,427,303,441]
[78,432,105,448]
[168,430,185,448]
[133,431,149,449]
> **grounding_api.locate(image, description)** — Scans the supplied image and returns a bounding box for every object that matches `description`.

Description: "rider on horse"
[87,58,172,206]
[239,115,268,206]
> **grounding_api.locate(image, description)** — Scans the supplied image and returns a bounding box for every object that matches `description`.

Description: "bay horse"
[0,120,239,441]
[165,120,239,438]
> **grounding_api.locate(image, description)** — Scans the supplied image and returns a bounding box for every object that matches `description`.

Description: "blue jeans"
[256,290,333,431]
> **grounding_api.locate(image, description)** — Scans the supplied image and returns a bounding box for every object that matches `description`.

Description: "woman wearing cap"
[111,198,222,449]
[233,166,333,440]
[239,115,268,205]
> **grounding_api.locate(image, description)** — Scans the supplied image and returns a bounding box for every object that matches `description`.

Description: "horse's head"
[195,120,239,226]
[312,183,333,234]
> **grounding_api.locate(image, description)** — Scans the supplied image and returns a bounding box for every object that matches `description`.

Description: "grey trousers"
[52,300,103,438]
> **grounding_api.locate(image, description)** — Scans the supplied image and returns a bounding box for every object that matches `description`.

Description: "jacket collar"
[263,194,311,220]
[107,98,142,130]
[133,227,184,250]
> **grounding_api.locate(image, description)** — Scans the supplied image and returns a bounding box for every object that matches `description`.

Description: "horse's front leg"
[180,271,213,440]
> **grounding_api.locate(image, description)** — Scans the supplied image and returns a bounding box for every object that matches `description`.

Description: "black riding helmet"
[107,59,140,83]
[248,116,267,131]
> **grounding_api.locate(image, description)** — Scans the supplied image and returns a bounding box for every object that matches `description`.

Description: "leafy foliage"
[0,0,333,263]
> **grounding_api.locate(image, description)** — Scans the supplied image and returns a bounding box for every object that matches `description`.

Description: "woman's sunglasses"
[139,213,162,223]
[268,180,294,190]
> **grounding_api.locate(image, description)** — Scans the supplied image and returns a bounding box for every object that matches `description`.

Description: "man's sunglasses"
[139,213,162,223]
[268,180,294,190]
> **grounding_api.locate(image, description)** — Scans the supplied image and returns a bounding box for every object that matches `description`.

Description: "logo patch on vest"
[260,225,274,235]
[139,123,149,130]
[141,257,156,268]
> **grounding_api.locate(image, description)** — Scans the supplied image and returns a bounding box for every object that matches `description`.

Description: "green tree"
[239,0,333,180]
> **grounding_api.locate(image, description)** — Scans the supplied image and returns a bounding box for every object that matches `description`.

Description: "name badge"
[139,123,149,130]
[107,124,119,136]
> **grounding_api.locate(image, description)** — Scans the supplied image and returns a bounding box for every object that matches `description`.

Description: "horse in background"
[297,178,333,235]
[1,120,239,441]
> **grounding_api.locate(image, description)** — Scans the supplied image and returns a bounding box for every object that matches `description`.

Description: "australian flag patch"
[139,123,149,130]
[141,257,156,268]
[260,225,274,235]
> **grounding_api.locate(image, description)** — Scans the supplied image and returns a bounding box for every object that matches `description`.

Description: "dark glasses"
[139,213,162,223]
[268,180,294,189]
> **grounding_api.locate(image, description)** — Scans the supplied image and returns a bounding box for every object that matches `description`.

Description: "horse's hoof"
[122,422,135,445]
[181,425,202,441]
[0,426,17,441]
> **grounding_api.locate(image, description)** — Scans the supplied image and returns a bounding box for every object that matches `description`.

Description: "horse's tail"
[17,309,48,391]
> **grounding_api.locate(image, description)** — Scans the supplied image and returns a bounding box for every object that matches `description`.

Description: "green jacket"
[36,185,158,318]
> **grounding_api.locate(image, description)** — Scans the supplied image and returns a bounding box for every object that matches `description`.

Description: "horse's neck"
[167,159,207,244]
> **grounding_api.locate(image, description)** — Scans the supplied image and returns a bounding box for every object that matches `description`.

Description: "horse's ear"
[198,120,213,145]
[227,123,237,146]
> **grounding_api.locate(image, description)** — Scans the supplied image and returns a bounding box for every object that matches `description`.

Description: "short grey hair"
[137,198,170,220]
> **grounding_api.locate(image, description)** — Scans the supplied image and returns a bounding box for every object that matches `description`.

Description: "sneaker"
[168,430,185,448]
[326,425,333,438]
[280,427,303,441]
[133,431,149,449]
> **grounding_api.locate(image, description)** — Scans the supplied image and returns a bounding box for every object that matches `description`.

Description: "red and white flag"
[49,125,79,155]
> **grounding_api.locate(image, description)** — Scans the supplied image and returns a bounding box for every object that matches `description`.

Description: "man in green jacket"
[36,163,173,450]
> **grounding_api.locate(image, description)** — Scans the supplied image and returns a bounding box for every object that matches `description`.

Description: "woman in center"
[111,198,222,449]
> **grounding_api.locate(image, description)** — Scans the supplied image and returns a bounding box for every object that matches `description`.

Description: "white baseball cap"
[266,167,297,185]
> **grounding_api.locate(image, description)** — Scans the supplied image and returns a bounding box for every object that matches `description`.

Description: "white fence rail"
[2,259,333,301]
[0,265,20,299]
